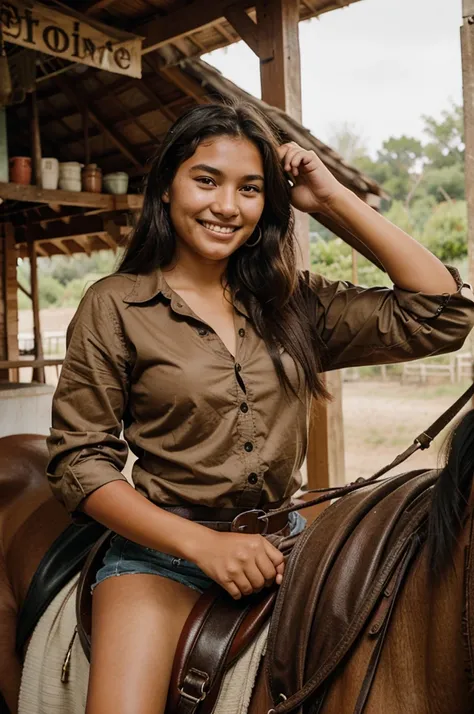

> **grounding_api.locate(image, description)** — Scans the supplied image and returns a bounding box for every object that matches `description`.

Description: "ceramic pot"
[41,157,59,190]
[82,163,102,193]
[9,156,31,185]
[59,162,83,191]
[59,178,81,192]
[103,171,129,195]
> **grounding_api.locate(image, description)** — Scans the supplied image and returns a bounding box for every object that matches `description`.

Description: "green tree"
[38,275,65,308]
[420,201,468,262]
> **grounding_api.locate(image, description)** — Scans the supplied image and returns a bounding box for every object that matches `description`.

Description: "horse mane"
[427,409,474,577]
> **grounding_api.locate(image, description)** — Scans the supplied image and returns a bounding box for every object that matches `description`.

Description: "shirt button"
[235,363,242,372]
[238,328,245,337]
[248,472,258,484]
[176,302,183,308]
[240,402,249,413]
[244,441,253,452]
[198,327,208,336]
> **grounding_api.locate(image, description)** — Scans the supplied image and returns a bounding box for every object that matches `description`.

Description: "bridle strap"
[261,380,474,525]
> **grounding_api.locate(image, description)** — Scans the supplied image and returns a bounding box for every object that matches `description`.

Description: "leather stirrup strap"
[174,589,273,714]
[259,380,474,526]
[352,533,422,714]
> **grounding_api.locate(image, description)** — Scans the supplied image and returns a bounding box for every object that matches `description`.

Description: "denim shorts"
[90,510,306,596]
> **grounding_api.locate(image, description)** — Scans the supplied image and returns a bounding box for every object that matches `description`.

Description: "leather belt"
[159,502,291,535]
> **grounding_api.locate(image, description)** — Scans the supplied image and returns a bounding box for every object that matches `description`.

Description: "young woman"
[46,102,474,714]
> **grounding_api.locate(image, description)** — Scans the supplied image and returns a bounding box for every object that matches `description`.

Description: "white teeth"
[201,221,236,234]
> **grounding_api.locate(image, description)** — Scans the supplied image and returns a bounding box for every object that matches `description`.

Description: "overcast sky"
[204,0,463,157]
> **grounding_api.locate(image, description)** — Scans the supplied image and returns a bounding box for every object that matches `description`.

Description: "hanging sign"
[0,1,143,78]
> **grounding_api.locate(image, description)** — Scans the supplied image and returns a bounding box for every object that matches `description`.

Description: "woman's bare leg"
[86,573,201,714]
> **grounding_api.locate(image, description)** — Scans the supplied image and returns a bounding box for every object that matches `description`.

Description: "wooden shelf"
[0,182,143,210]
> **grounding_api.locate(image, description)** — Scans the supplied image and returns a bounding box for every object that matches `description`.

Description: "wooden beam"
[54,239,73,256]
[34,243,49,257]
[0,358,63,369]
[306,372,345,488]
[72,236,92,256]
[15,214,128,242]
[158,66,212,104]
[85,0,120,14]
[0,182,114,208]
[92,76,161,144]
[464,0,474,18]
[137,0,252,54]
[27,238,45,384]
[0,182,141,210]
[17,281,32,301]
[30,91,43,188]
[98,231,119,252]
[224,6,259,56]
[257,0,302,120]
[54,75,144,169]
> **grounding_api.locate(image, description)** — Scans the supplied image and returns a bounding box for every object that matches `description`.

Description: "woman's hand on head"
[192,531,285,600]
[278,141,343,215]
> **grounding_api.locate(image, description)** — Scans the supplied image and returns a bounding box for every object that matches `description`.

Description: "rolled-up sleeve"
[46,286,130,524]
[307,265,474,371]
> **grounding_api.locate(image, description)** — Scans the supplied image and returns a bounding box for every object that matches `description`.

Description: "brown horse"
[1,418,474,714]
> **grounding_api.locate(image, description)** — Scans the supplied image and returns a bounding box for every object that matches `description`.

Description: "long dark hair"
[427,409,474,576]
[116,101,329,400]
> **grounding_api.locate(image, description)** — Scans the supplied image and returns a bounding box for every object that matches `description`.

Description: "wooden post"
[30,91,43,188]
[27,238,45,384]
[461,1,474,391]
[256,0,345,501]
[83,108,90,166]
[0,224,19,382]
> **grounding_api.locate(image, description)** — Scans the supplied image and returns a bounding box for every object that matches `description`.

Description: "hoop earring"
[244,226,262,248]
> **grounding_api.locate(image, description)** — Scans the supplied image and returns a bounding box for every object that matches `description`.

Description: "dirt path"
[342,381,468,483]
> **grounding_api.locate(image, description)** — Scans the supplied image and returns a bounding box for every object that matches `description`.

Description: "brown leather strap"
[257,380,474,528]
[353,533,422,714]
[160,504,290,535]
[171,585,275,714]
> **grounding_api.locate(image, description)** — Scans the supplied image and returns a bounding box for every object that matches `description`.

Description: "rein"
[231,380,474,535]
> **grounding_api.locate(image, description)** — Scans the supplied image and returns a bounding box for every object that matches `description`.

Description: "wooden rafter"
[14,213,128,243]
[84,0,120,14]
[137,0,253,54]
[98,232,119,251]
[216,21,235,44]
[70,235,92,256]
[224,7,259,56]
[92,76,161,144]
[54,239,73,256]
[156,65,212,105]
[54,75,144,169]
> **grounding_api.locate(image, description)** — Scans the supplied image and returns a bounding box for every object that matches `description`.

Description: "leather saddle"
[75,529,278,714]
[266,467,438,714]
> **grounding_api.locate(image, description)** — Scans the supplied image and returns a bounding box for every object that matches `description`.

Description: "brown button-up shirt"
[46,265,474,524]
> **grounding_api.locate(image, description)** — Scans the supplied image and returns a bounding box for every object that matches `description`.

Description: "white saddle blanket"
[18,573,268,714]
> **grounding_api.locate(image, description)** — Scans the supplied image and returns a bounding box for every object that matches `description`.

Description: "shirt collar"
[122,267,250,318]
[122,268,170,304]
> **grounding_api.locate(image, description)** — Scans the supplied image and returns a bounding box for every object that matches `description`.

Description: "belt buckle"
[231,509,268,535]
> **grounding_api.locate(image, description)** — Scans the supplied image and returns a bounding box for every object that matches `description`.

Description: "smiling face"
[163,135,265,266]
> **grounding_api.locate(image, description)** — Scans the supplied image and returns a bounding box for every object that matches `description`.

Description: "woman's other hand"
[278,141,342,214]
[193,531,285,600]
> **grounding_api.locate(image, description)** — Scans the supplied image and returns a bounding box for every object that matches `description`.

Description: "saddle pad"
[18,574,268,714]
